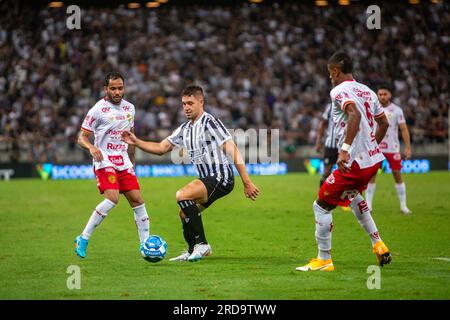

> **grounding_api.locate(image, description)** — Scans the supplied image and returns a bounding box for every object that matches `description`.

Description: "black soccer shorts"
[199,175,234,208]
[323,147,339,166]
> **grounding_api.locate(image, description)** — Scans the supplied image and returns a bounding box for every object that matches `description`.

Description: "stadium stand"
[0,0,448,163]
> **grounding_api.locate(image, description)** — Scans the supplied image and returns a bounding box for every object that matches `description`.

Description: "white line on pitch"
[430,257,450,262]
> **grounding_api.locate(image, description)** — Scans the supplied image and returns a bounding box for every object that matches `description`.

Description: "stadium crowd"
[0,1,448,163]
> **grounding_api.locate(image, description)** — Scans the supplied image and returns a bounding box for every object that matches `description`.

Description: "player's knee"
[131,194,144,207]
[175,189,189,202]
[393,172,403,183]
[130,199,144,208]
[106,194,120,204]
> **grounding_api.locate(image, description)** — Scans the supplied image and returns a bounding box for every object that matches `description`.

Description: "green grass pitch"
[0,172,449,299]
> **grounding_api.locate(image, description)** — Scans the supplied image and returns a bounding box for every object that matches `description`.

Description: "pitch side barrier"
[0,156,447,180]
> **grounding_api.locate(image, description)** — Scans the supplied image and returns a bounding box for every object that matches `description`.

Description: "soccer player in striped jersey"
[315,102,339,187]
[122,85,259,262]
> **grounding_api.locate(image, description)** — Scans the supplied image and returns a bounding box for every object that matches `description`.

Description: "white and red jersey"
[330,80,385,169]
[378,103,406,154]
[81,97,135,171]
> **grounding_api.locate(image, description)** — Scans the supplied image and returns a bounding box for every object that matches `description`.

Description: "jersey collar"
[190,111,206,125]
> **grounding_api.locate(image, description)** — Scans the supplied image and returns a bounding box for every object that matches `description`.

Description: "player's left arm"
[399,123,411,159]
[337,103,361,173]
[127,127,136,167]
[223,139,259,201]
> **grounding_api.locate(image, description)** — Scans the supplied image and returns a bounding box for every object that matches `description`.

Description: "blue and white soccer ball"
[140,235,167,263]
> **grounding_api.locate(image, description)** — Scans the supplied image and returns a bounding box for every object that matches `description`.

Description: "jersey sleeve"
[166,124,184,147]
[81,107,98,133]
[206,117,232,146]
[373,100,385,118]
[397,108,406,125]
[331,90,355,112]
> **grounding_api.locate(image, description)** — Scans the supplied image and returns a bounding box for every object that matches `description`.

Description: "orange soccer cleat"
[296,258,335,272]
[373,241,392,267]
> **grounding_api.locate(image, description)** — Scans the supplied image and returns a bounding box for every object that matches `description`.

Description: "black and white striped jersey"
[322,103,338,149]
[167,112,234,185]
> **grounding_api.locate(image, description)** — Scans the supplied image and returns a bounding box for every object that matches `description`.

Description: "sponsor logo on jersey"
[108,115,127,122]
[101,107,111,113]
[106,143,126,151]
[368,147,381,157]
[189,147,206,164]
[352,87,371,99]
[108,155,125,166]
[106,129,125,135]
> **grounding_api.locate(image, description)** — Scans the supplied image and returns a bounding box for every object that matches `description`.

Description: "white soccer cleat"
[400,206,412,215]
[169,250,191,262]
[187,243,212,262]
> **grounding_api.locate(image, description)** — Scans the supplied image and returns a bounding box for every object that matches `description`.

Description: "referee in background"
[122,85,259,262]
[315,102,339,188]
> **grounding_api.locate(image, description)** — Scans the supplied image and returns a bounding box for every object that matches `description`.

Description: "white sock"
[133,203,150,243]
[82,199,116,240]
[313,201,333,260]
[395,182,407,208]
[350,194,381,246]
[366,183,376,211]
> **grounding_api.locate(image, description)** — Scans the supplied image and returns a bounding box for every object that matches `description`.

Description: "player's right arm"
[399,123,411,159]
[121,130,173,155]
[374,113,389,145]
[78,129,103,162]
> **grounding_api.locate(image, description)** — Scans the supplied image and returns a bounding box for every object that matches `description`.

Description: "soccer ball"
[140,235,167,263]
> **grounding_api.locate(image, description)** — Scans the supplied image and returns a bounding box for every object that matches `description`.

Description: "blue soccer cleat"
[74,235,89,258]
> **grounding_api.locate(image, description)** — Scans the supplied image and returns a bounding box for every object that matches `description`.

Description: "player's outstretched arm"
[399,123,411,159]
[374,113,389,144]
[78,130,103,162]
[223,139,259,201]
[121,130,173,156]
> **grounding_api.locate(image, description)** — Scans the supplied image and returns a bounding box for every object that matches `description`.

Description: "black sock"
[177,200,207,245]
[181,218,196,253]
